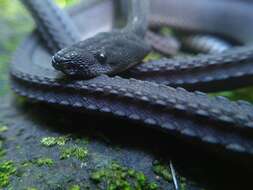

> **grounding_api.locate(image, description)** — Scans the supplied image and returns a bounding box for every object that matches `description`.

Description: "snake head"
[52,46,111,78]
[52,31,150,78]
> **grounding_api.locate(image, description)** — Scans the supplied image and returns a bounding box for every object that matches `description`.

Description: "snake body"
[19,0,81,53]
[11,0,253,156]
[182,35,232,54]
[128,0,253,91]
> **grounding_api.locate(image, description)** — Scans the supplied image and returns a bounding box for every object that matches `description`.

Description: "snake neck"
[124,0,150,38]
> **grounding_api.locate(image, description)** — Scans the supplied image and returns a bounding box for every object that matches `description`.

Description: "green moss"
[0,124,7,158]
[144,52,161,61]
[210,87,253,103]
[0,124,8,133]
[0,148,5,158]
[60,146,88,160]
[21,161,33,168]
[147,182,159,190]
[135,172,146,186]
[0,141,5,158]
[0,161,16,187]
[90,162,158,190]
[55,0,80,8]
[152,161,172,182]
[179,177,187,190]
[160,27,174,36]
[35,158,54,167]
[40,136,70,147]
[69,185,80,190]
[26,188,38,190]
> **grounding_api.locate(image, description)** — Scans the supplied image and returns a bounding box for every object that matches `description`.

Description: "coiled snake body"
[11,0,253,157]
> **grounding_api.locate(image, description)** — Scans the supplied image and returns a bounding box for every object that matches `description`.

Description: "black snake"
[11,0,253,157]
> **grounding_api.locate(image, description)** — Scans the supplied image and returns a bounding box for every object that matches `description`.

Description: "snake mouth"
[51,55,61,70]
[51,55,88,77]
[52,56,77,76]
[61,69,77,76]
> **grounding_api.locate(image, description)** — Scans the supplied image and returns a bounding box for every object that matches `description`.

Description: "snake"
[51,0,151,78]
[118,0,233,55]
[125,0,253,92]
[182,34,232,54]
[11,0,253,157]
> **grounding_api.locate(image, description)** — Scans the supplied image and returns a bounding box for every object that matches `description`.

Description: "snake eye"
[95,52,107,64]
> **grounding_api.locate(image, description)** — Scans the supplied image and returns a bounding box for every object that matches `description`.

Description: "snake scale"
[11,0,253,157]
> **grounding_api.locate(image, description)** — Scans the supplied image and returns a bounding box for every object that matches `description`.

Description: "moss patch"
[160,27,174,36]
[35,158,54,167]
[0,161,16,187]
[90,162,158,190]
[0,124,8,133]
[55,0,80,8]
[60,146,88,161]
[144,52,161,62]
[179,177,187,190]
[69,184,81,190]
[0,140,6,158]
[40,136,70,147]
[152,161,172,182]
[26,188,38,190]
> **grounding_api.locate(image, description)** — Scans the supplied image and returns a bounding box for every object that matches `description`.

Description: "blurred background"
[0,0,79,96]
